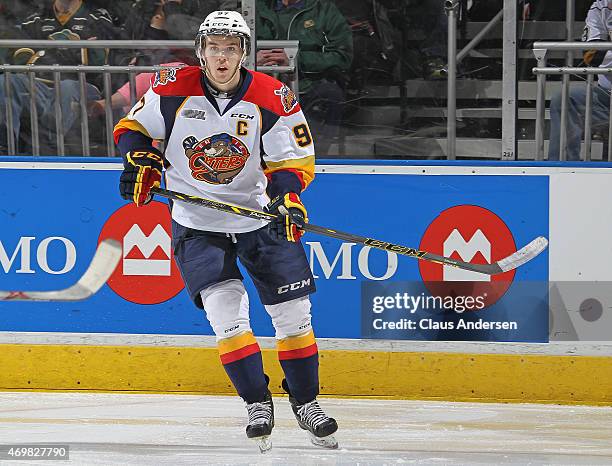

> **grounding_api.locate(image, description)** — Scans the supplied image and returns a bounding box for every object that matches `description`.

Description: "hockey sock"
[218,331,268,404]
[277,330,319,404]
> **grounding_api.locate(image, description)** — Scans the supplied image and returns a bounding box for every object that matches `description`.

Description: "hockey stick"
[0,239,122,302]
[151,187,548,276]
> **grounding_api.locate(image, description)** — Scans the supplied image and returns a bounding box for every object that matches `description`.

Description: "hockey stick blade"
[418,236,549,275]
[0,239,122,302]
[151,187,548,276]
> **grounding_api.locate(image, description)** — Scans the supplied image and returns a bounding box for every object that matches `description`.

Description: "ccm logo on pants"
[277,279,311,294]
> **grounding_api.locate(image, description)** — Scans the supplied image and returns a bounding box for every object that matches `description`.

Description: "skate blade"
[308,432,338,449]
[252,435,272,453]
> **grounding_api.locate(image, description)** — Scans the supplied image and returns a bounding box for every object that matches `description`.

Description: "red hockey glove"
[119,150,163,206]
[266,193,308,242]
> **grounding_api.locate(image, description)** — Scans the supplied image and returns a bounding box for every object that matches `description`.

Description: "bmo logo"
[443,229,491,282]
[419,205,516,307]
[0,236,76,274]
[99,202,184,304]
[123,224,171,276]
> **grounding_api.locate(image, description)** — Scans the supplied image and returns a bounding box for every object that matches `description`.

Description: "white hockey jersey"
[114,66,315,233]
[584,0,612,89]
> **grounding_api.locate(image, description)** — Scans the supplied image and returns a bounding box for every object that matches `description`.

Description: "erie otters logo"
[152,68,177,88]
[183,133,249,185]
[274,85,298,113]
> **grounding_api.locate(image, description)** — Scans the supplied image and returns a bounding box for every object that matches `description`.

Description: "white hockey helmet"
[195,11,251,64]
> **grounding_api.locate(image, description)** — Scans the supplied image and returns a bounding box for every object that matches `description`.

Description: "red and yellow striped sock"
[277,330,319,403]
[218,331,268,403]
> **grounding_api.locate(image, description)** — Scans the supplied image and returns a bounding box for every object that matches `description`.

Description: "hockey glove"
[266,193,308,242]
[119,150,163,206]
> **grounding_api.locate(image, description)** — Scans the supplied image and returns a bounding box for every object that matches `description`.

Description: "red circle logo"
[419,205,516,308]
[98,202,184,304]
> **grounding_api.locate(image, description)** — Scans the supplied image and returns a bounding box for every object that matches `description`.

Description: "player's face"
[203,36,243,84]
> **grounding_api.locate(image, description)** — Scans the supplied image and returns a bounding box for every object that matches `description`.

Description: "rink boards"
[0,159,611,405]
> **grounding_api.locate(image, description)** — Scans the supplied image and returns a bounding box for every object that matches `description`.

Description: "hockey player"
[113,10,337,452]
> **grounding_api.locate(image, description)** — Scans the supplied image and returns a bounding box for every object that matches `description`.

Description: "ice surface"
[0,392,611,465]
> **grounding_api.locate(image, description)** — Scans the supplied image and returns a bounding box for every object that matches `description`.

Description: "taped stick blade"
[496,236,548,273]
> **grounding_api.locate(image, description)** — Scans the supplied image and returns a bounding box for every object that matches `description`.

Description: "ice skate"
[283,380,338,449]
[290,398,338,449]
[245,390,274,453]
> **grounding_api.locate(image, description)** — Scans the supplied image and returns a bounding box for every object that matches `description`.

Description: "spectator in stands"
[256,0,353,156]
[548,0,611,161]
[122,1,169,41]
[515,0,593,22]
[88,62,185,120]
[108,1,238,68]
[102,1,174,68]
[0,4,20,63]
[0,0,118,154]
[399,0,448,79]
[87,61,184,154]
[0,0,37,25]
[17,0,116,67]
[335,0,400,90]
[0,1,40,63]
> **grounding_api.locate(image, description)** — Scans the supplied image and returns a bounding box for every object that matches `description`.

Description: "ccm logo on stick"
[277,279,311,294]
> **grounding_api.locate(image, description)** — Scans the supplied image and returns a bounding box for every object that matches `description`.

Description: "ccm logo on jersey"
[274,85,298,113]
[230,113,255,120]
[153,68,178,87]
[277,278,311,294]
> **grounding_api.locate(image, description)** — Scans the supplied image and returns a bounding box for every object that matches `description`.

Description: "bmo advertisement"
[0,160,549,342]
